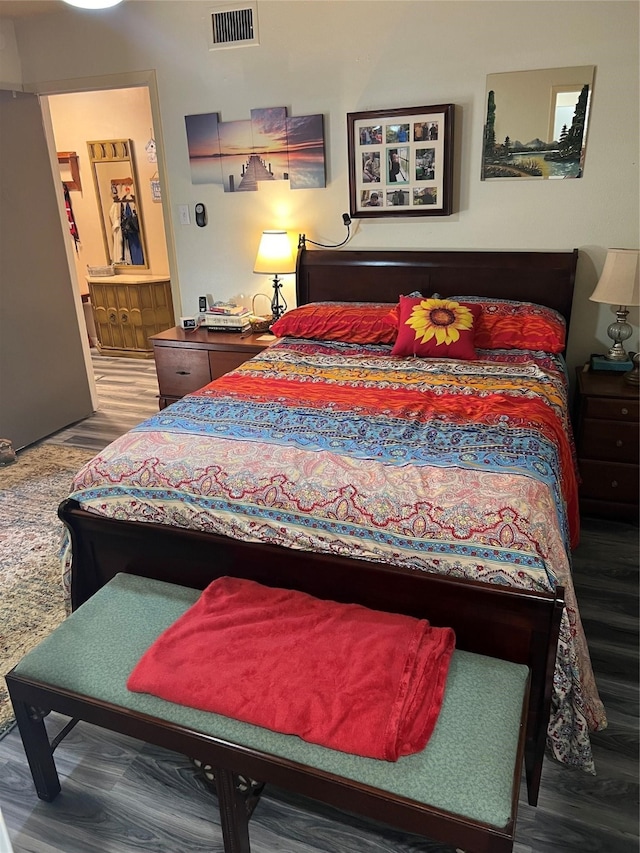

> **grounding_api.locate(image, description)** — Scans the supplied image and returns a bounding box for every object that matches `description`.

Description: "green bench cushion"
[14,573,528,829]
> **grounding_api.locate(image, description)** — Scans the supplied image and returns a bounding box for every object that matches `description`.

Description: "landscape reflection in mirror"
[481,66,595,180]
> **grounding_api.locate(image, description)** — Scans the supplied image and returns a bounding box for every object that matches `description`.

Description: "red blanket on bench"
[127,577,455,761]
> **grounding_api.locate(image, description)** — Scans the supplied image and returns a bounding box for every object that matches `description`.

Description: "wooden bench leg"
[11,699,61,802]
[215,766,252,853]
[525,742,544,806]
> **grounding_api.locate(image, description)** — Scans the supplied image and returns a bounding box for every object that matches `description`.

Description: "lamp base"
[270,274,287,321]
[590,354,633,372]
[624,352,640,385]
[605,309,633,361]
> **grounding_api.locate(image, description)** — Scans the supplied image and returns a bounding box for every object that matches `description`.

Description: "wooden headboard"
[295,247,578,331]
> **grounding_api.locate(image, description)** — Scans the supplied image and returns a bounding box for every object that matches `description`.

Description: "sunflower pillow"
[391,295,480,359]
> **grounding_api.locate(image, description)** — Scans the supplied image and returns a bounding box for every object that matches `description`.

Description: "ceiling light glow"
[62,0,124,9]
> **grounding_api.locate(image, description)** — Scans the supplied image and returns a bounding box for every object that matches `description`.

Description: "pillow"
[391,296,479,359]
[384,291,423,329]
[451,296,566,352]
[270,301,397,344]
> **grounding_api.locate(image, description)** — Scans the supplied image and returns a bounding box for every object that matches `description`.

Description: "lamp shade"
[253,231,295,275]
[590,249,640,307]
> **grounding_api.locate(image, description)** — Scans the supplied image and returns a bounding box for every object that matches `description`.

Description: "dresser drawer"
[583,395,639,422]
[208,349,257,380]
[149,328,270,410]
[580,418,639,464]
[153,347,212,397]
[578,459,638,505]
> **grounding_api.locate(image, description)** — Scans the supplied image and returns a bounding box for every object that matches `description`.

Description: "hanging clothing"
[63,183,80,252]
[109,202,124,263]
[121,202,144,265]
[109,202,130,264]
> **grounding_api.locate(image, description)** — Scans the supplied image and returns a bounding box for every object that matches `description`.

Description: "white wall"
[6,0,640,375]
[0,17,21,89]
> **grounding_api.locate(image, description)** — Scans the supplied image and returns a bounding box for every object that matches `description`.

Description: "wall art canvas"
[286,114,326,190]
[347,104,454,217]
[482,66,595,180]
[185,106,326,192]
[185,112,222,185]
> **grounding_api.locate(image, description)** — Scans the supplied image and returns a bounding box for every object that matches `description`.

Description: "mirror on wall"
[87,138,148,270]
[481,65,595,180]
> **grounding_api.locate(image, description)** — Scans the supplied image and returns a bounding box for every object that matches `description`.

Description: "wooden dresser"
[574,367,639,522]
[149,326,273,409]
[87,274,175,358]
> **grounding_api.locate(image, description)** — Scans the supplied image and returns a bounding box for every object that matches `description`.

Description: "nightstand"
[149,327,274,409]
[574,367,639,522]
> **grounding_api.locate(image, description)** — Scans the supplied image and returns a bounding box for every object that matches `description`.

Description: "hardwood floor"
[0,353,638,853]
[44,351,161,452]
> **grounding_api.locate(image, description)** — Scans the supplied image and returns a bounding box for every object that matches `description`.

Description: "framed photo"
[347,104,454,218]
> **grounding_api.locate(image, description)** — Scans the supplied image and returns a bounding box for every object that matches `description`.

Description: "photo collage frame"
[347,104,454,218]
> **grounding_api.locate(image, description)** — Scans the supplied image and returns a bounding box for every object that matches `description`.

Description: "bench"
[6,572,564,853]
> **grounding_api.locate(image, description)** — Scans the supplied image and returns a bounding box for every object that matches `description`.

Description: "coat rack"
[110,178,135,202]
[57,151,81,192]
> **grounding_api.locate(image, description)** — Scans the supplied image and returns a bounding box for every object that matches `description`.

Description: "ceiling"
[0,1,65,18]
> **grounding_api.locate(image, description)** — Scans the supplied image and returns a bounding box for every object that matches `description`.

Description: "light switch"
[178,205,190,225]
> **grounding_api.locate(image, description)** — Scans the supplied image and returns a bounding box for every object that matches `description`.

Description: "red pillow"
[270,301,397,344]
[452,296,566,352]
[391,296,479,359]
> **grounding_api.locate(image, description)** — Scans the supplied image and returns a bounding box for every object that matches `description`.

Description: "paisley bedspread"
[63,337,606,772]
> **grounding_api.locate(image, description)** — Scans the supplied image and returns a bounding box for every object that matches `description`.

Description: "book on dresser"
[198,310,251,331]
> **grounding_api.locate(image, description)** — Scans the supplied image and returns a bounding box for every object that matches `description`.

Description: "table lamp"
[253,230,295,321]
[589,248,639,383]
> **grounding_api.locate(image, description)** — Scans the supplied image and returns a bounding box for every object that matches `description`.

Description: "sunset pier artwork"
[185,106,326,191]
[234,154,277,191]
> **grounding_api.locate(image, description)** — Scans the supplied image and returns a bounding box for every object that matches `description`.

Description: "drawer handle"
[616,439,623,447]
[621,407,629,416]
[611,480,618,488]
[176,370,191,375]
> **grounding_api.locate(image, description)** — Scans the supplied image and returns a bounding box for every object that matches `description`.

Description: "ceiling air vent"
[208,3,259,50]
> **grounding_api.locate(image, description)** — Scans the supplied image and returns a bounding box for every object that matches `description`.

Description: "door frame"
[25,70,180,393]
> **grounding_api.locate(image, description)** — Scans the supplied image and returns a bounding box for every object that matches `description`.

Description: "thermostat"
[195,203,207,227]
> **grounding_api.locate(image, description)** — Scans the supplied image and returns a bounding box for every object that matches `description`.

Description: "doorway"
[44,83,174,353]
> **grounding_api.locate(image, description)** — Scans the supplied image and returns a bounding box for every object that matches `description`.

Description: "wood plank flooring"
[0,353,638,853]
[43,351,160,452]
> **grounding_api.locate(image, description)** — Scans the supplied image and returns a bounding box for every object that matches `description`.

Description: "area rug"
[0,443,95,739]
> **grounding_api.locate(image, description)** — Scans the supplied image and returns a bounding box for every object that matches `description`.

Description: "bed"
[58,246,605,774]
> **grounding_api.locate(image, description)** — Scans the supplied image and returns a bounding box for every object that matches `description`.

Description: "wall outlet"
[178,205,190,225]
